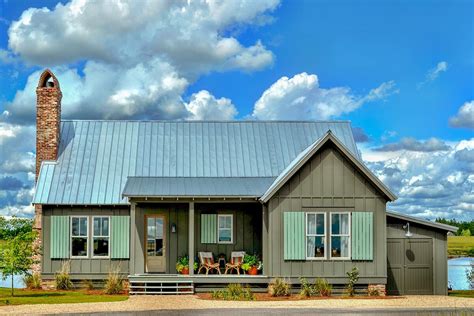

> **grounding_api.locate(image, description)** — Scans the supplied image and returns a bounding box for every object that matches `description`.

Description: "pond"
[0,273,25,289]
[448,257,473,290]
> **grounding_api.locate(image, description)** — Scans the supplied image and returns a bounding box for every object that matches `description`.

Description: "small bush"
[314,278,332,297]
[299,278,313,298]
[268,278,290,297]
[368,287,380,296]
[55,261,73,290]
[211,284,254,301]
[345,267,360,297]
[104,265,124,295]
[83,279,95,290]
[23,272,42,289]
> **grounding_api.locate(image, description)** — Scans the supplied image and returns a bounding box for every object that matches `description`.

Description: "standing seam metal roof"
[33,120,360,205]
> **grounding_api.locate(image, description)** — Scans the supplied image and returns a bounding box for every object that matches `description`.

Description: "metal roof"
[33,120,360,205]
[122,176,275,198]
[386,211,458,232]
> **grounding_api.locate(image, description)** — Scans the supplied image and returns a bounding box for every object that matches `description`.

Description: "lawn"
[0,288,128,306]
[448,236,474,257]
[448,290,474,298]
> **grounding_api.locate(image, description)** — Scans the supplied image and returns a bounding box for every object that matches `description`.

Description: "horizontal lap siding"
[267,144,387,280]
[42,206,130,278]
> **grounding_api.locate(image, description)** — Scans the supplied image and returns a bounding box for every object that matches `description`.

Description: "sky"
[0,0,472,220]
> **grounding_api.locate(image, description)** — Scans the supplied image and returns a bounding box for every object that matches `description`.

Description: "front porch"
[128,200,268,280]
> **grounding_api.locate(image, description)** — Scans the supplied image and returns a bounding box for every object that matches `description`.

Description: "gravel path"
[0,295,473,315]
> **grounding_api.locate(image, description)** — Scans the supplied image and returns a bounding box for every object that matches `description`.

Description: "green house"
[32,70,456,295]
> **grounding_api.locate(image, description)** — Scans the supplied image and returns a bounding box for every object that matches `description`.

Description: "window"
[218,214,233,243]
[93,216,109,257]
[330,212,351,259]
[71,216,88,257]
[306,213,326,259]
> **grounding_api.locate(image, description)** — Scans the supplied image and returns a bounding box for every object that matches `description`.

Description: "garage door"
[387,238,433,295]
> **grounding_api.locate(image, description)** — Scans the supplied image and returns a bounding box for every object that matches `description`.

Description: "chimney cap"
[38,69,60,90]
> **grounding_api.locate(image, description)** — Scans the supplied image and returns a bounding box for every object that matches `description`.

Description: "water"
[0,273,25,289]
[448,257,473,290]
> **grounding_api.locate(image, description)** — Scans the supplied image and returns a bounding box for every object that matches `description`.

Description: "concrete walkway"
[0,295,473,315]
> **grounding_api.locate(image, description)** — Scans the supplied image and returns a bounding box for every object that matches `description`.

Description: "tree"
[467,262,474,290]
[461,229,471,237]
[0,231,38,296]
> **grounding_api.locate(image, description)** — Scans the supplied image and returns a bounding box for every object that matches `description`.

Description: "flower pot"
[181,267,189,275]
[248,266,258,275]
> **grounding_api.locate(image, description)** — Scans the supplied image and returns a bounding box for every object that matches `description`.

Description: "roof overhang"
[386,211,458,232]
[259,131,398,203]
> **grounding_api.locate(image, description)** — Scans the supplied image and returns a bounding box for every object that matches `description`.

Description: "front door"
[145,215,166,273]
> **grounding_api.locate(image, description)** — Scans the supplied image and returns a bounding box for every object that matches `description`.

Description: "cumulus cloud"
[418,61,448,88]
[364,138,474,220]
[449,100,474,129]
[374,137,451,152]
[4,0,279,124]
[251,73,398,120]
[185,90,237,120]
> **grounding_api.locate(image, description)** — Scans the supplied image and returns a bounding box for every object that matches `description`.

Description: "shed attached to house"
[386,211,457,295]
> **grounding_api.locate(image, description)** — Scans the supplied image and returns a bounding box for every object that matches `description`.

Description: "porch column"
[262,204,268,276]
[130,201,136,274]
[188,202,195,275]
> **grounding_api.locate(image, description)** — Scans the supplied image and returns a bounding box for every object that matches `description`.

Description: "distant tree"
[436,218,474,236]
[461,229,471,237]
[0,217,33,240]
[467,262,474,290]
[0,231,38,296]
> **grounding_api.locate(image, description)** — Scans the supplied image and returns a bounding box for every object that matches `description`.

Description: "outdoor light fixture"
[171,223,177,233]
[403,222,413,237]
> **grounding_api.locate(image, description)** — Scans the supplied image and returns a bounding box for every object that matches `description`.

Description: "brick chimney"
[33,70,62,268]
[35,69,62,180]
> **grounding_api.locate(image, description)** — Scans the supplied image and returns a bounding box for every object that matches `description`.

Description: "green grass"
[448,290,474,298]
[448,236,474,256]
[0,288,128,306]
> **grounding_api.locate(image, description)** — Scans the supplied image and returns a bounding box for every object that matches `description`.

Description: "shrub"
[314,278,332,297]
[345,267,359,297]
[466,262,474,290]
[211,284,254,301]
[55,261,73,290]
[299,278,313,297]
[23,272,42,289]
[268,278,290,297]
[82,279,95,290]
[104,265,124,294]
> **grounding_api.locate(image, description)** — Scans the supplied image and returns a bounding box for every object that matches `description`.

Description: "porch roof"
[122,176,276,198]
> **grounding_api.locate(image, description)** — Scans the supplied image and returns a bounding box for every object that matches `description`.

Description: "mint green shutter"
[201,214,217,244]
[351,212,373,260]
[111,216,130,259]
[284,212,306,260]
[50,216,70,259]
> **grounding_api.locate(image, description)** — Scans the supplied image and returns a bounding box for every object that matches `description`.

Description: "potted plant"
[176,255,197,275]
[241,254,262,275]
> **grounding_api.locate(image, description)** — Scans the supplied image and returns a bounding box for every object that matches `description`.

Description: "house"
[32,70,456,295]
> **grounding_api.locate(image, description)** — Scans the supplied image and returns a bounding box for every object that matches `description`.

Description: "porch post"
[262,203,268,276]
[188,202,195,275]
[130,201,136,275]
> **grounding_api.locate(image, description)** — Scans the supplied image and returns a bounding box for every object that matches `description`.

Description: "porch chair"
[225,251,245,275]
[198,252,221,275]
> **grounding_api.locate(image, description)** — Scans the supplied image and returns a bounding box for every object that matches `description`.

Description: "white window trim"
[305,212,327,260]
[329,212,351,260]
[217,214,233,244]
[71,216,89,259]
[92,216,110,259]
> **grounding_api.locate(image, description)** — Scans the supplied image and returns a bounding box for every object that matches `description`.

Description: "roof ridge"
[61,119,353,124]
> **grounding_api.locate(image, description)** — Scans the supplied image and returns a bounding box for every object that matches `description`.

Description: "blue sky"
[0,0,472,220]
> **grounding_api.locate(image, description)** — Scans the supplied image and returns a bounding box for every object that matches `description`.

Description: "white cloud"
[363,138,474,220]
[449,100,474,129]
[374,137,451,152]
[251,73,398,120]
[185,90,237,121]
[4,0,279,124]
[418,61,448,88]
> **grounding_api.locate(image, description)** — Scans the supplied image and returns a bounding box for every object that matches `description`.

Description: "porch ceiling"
[122,176,276,198]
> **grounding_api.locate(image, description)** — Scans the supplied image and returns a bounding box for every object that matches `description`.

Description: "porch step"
[129,279,194,295]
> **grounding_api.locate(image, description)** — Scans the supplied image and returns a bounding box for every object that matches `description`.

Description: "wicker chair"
[198,252,221,275]
[224,251,245,275]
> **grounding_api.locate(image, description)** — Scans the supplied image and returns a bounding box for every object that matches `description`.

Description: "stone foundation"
[368,284,386,296]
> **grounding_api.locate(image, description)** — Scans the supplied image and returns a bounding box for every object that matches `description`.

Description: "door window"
[147,217,164,257]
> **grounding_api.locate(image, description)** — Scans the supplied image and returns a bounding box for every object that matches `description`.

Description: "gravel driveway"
[0,295,473,315]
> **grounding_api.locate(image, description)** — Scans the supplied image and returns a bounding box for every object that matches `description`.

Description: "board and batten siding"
[42,206,130,279]
[386,216,448,295]
[267,143,388,283]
